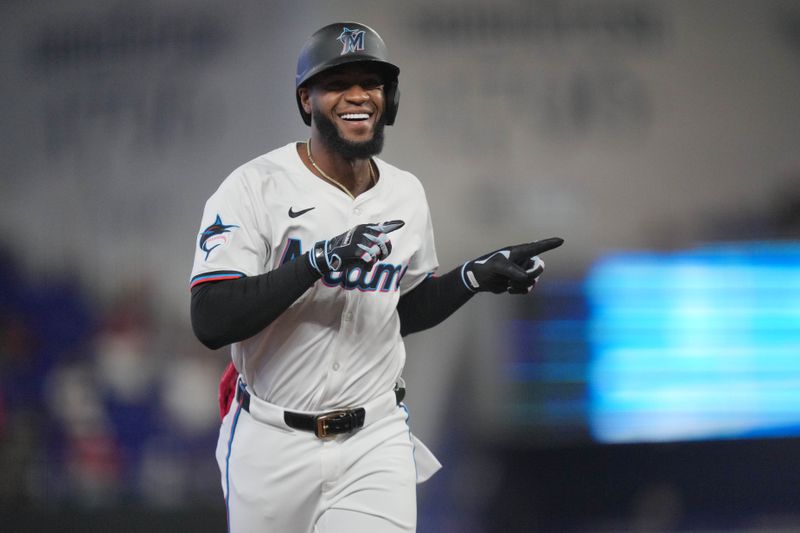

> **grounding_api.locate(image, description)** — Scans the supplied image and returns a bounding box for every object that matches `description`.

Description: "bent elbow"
[191,321,228,351]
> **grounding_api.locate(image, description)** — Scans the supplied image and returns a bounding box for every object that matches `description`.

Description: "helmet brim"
[297,56,399,88]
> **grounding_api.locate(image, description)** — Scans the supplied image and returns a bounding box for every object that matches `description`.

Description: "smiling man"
[300,63,387,193]
[189,21,563,533]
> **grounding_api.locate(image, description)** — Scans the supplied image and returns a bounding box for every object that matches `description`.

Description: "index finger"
[371,220,405,234]
[514,237,565,259]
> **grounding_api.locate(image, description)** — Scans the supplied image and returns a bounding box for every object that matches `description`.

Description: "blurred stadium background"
[2,0,800,531]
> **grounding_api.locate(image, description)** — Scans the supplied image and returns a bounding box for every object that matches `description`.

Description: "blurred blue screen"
[587,242,800,443]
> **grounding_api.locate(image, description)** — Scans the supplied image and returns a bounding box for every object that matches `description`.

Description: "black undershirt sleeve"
[190,253,321,350]
[397,266,476,336]
[192,255,475,349]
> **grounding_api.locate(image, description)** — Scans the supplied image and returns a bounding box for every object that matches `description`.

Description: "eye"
[361,78,384,91]
[322,80,350,92]
[319,77,384,92]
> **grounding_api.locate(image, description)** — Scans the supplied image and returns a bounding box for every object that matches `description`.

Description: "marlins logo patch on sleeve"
[199,214,239,260]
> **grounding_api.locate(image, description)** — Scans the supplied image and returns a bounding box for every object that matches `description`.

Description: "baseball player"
[190,21,563,533]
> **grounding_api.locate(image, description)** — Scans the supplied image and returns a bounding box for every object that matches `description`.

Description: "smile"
[339,113,371,121]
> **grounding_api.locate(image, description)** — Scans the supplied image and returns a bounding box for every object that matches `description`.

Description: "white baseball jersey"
[190,142,438,412]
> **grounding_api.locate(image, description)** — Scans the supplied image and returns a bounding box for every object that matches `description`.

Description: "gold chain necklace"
[306,139,375,200]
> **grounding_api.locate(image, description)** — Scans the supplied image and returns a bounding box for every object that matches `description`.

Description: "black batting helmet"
[295,22,400,126]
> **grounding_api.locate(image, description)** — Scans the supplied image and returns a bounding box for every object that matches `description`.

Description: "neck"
[304,135,375,198]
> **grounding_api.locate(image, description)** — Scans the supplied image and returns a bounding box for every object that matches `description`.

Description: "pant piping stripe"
[225,404,243,533]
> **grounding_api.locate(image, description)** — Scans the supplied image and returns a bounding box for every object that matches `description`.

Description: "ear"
[298,87,313,116]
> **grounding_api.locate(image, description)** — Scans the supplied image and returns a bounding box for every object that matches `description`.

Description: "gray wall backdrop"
[2,0,799,457]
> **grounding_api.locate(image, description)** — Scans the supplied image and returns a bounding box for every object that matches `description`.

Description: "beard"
[312,107,386,159]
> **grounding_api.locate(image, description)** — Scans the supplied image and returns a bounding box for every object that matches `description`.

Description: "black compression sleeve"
[397,266,476,336]
[191,253,321,350]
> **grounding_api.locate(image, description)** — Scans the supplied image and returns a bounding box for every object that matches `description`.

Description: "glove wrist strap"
[460,262,479,293]
[312,240,330,275]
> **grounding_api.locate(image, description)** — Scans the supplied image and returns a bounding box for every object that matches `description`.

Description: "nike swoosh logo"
[288,206,316,218]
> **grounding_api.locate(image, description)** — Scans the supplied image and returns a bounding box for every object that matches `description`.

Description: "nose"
[343,84,370,102]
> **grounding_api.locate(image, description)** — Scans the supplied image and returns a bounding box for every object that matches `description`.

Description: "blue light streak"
[587,242,800,443]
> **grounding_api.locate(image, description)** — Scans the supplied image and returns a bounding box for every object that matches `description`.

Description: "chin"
[313,108,386,159]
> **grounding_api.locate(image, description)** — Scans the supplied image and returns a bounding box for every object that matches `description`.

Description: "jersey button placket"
[330,293,354,381]
[333,309,353,373]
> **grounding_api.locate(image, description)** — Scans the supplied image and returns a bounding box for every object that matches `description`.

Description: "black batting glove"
[308,220,405,275]
[460,237,564,294]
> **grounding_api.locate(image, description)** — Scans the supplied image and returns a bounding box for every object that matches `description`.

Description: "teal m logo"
[337,27,365,54]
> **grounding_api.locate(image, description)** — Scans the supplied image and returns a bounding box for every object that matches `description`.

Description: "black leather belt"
[285,408,366,438]
[236,381,404,439]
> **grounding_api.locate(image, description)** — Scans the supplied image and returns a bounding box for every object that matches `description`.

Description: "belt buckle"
[314,410,349,439]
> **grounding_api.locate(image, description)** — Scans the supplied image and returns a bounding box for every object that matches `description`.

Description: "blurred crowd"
[0,247,225,510]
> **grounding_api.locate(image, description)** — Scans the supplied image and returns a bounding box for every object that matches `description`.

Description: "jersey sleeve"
[399,193,439,295]
[190,170,269,288]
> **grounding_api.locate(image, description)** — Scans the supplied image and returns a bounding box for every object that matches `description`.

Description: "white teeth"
[340,113,369,120]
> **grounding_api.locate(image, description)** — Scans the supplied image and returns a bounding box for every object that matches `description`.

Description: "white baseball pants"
[216,386,441,533]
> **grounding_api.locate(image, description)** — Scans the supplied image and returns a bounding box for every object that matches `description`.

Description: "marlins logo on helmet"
[337,27,365,54]
[199,214,239,259]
